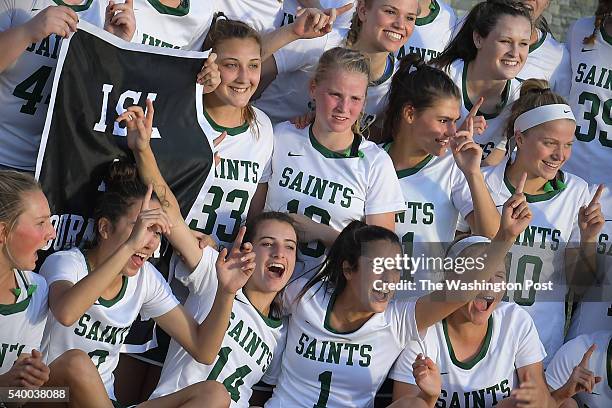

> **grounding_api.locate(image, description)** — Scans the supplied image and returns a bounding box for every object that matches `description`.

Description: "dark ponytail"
[297,220,400,302]
[382,54,460,141]
[433,0,532,70]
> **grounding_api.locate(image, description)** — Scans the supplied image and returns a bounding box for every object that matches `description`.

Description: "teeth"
[332,115,347,121]
[543,161,560,169]
[501,60,518,66]
[373,288,390,294]
[269,262,285,270]
[384,30,402,41]
[230,87,248,93]
[134,252,147,259]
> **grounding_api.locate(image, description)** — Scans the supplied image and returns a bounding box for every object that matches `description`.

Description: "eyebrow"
[258,236,298,245]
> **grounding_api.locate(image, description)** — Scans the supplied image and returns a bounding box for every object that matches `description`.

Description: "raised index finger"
[579,343,596,367]
[141,184,153,211]
[335,3,354,16]
[589,184,605,206]
[468,96,485,118]
[515,172,527,195]
[231,226,247,254]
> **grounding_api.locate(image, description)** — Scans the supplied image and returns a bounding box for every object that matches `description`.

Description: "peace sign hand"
[579,184,605,243]
[500,172,532,240]
[215,226,256,295]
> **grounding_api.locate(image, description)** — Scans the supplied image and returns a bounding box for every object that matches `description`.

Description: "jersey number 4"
[13,66,53,115]
[207,346,252,402]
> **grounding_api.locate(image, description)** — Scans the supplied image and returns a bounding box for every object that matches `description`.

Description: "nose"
[236,65,249,83]
[446,121,457,137]
[335,97,348,113]
[46,222,57,241]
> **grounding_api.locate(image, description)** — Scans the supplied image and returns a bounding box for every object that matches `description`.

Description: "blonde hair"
[312,47,371,134]
[0,171,42,235]
[505,79,568,141]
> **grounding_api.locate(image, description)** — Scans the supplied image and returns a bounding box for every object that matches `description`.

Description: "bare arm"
[0,6,77,73]
[155,229,256,365]
[48,186,171,326]
[415,173,532,332]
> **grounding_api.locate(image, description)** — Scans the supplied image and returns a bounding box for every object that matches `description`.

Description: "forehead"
[362,239,401,258]
[373,0,418,13]
[422,98,461,116]
[488,14,531,38]
[319,69,368,92]
[254,219,297,241]
[18,190,49,218]
[528,119,576,141]
[216,37,261,59]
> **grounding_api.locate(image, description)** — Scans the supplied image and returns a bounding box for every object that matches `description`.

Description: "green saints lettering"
[0,343,26,367]
[73,314,131,345]
[436,379,511,407]
[278,167,354,208]
[140,33,180,49]
[295,333,372,367]
[397,45,440,61]
[514,226,561,251]
[226,313,274,372]
[395,202,435,225]
[574,63,612,90]
[215,158,260,183]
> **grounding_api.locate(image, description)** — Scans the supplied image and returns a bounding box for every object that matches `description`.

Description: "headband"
[514,104,575,133]
[446,235,491,259]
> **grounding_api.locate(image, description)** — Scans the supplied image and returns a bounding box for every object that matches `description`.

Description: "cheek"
[219,68,237,85]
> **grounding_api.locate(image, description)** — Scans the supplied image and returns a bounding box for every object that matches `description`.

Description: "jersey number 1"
[313,370,332,408]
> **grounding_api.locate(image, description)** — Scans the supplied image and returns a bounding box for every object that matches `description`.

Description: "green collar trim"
[371,54,395,86]
[503,169,566,203]
[462,62,510,120]
[443,316,493,370]
[241,291,282,329]
[416,0,440,26]
[382,142,434,177]
[145,0,190,16]
[81,249,129,308]
[601,23,612,46]
[309,125,364,159]
[203,108,249,136]
[323,290,370,334]
[0,270,35,316]
[529,30,547,53]
[52,0,94,12]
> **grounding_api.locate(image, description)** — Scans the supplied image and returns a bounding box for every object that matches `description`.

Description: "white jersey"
[517,29,571,98]
[263,123,404,276]
[278,0,355,32]
[396,0,456,62]
[562,17,612,186]
[383,145,473,294]
[0,0,106,171]
[132,0,213,50]
[567,186,612,340]
[445,59,522,160]
[40,248,179,399]
[390,303,546,408]
[463,159,591,365]
[254,30,397,133]
[546,330,612,408]
[0,270,48,375]
[185,107,273,249]
[215,0,282,34]
[264,278,423,408]
[152,248,285,407]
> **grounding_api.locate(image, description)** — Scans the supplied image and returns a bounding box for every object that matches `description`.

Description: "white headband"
[514,104,575,133]
[446,235,491,259]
